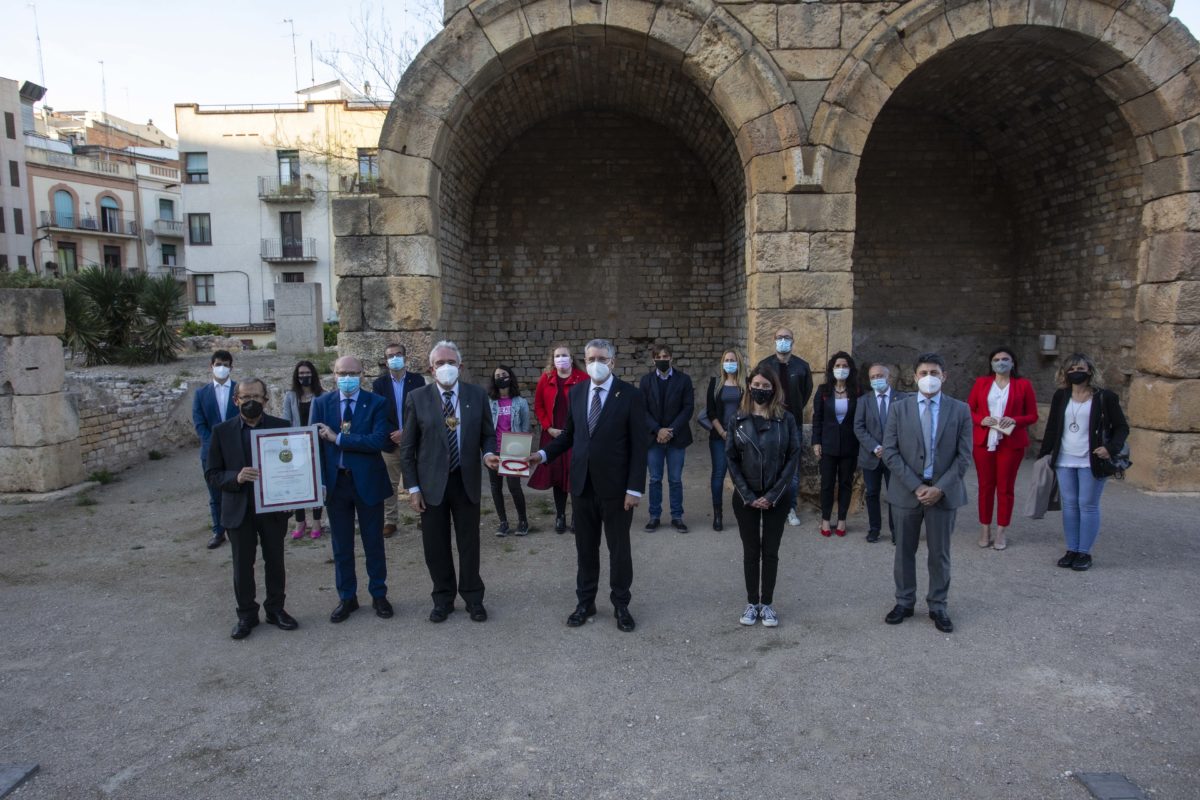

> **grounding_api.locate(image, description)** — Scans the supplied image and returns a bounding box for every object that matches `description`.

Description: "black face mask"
[298,376,312,387]
[655,360,671,373]
[495,377,511,389]
[1066,371,1090,385]
[750,387,774,406]
[239,400,264,420]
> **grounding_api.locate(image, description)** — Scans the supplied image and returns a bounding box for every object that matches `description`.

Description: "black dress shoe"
[929,610,954,633]
[555,515,566,534]
[671,518,688,533]
[206,531,226,549]
[566,604,597,627]
[329,597,360,623]
[1057,550,1080,568]
[372,597,394,618]
[467,604,488,622]
[866,530,881,543]
[644,518,660,532]
[429,604,455,623]
[1070,553,1093,571]
[884,604,914,625]
[614,605,636,632]
[265,609,298,630]
[230,617,258,639]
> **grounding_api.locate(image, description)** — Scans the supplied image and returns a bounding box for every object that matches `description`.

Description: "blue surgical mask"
[387,356,406,371]
[870,378,888,393]
[775,338,792,354]
[336,376,360,394]
[991,359,1012,374]
[722,361,738,374]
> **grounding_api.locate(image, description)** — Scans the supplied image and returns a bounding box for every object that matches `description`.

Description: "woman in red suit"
[967,347,1038,551]
[529,342,588,533]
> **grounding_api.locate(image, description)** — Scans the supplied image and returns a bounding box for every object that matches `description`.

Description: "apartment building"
[0,78,38,272]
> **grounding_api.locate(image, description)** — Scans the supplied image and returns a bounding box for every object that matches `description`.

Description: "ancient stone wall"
[66,374,195,475]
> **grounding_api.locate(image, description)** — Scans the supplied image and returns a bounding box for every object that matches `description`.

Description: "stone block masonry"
[68,374,194,475]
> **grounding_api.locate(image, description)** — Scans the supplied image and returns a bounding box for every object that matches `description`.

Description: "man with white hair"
[401,341,499,623]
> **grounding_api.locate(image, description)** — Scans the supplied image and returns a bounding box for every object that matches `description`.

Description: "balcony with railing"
[258,175,316,202]
[338,174,385,194]
[261,238,318,262]
[135,162,181,182]
[152,218,186,237]
[25,147,135,179]
[40,210,140,237]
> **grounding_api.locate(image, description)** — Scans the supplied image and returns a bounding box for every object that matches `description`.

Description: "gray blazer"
[399,382,495,507]
[281,390,322,427]
[854,388,909,471]
[882,393,973,510]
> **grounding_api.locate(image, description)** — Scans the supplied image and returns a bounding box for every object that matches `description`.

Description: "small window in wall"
[194,274,215,304]
[0,254,8,271]
[54,190,75,228]
[8,160,19,187]
[357,148,379,187]
[188,213,211,245]
[58,242,78,275]
[161,243,177,266]
[13,208,23,235]
[0,206,5,233]
[4,112,15,139]
[277,150,300,186]
[17,255,27,270]
[281,272,304,283]
[185,152,208,183]
[99,197,120,233]
[103,245,122,271]
[158,198,175,221]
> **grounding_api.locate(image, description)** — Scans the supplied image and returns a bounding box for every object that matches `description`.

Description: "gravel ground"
[0,438,1197,799]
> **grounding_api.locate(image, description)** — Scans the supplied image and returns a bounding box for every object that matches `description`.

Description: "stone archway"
[807,0,1200,491]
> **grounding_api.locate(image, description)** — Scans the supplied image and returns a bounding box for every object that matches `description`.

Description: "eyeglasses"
[334,370,362,377]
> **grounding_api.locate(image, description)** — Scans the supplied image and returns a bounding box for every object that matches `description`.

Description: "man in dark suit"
[882,352,972,634]
[205,378,298,640]
[192,349,237,549]
[400,341,499,623]
[529,339,648,632]
[313,356,394,624]
[638,343,694,533]
[853,362,907,544]
[756,327,813,527]
[372,341,426,538]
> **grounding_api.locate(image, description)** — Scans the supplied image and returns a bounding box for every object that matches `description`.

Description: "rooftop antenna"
[98,60,108,122]
[309,39,315,85]
[283,19,299,94]
[28,3,46,87]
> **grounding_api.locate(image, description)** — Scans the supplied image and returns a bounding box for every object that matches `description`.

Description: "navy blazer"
[811,387,861,458]
[543,377,648,500]
[312,389,393,506]
[371,370,427,451]
[192,380,238,462]
[638,369,694,449]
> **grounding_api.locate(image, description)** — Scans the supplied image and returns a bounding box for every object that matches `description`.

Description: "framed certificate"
[250,426,324,513]
[498,431,534,477]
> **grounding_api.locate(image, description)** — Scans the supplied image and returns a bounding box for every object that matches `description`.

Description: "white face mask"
[212,365,231,381]
[553,355,572,371]
[917,375,943,395]
[586,361,611,383]
[775,338,792,355]
[435,364,460,386]
[833,367,850,381]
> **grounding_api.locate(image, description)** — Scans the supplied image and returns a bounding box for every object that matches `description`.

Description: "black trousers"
[573,480,634,608]
[862,464,894,535]
[819,453,857,522]
[732,493,789,605]
[228,511,287,620]
[488,470,527,523]
[420,469,484,608]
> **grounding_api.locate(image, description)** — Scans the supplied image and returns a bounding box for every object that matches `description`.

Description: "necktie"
[921,398,934,477]
[588,386,602,434]
[343,398,353,425]
[878,393,888,422]
[443,391,460,471]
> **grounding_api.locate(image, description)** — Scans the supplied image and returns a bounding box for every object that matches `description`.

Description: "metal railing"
[257,175,316,201]
[153,218,185,237]
[40,210,139,236]
[260,237,318,261]
[25,147,135,178]
[338,174,385,194]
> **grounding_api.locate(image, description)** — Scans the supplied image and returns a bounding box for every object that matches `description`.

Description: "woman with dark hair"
[967,347,1038,550]
[282,360,326,539]
[811,351,861,536]
[529,343,588,533]
[726,366,800,628]
[488,364,531,536]
[1037,353,1128,571]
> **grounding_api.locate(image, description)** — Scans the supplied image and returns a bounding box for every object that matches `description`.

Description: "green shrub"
[180,320,225,337]
[266,340,277,350]
[88,469,116,485]
[323,322,339,347]
[148,450,165,461]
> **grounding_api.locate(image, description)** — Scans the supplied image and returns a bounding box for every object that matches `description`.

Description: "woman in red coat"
[529,342,588,533]
[967,347,1038,551]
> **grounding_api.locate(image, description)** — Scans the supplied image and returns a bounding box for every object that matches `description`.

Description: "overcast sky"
[1,0,1198,139]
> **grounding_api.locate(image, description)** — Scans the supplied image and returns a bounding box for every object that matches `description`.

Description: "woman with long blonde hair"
[703,347,745,531]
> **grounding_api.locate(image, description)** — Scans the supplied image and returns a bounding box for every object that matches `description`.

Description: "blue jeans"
[647,444,686,520]
[1055,466,1107,554]
[709,437,727,508]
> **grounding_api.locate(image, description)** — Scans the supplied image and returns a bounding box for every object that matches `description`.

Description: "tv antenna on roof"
[283,19,299,94]
[28,3,46,88]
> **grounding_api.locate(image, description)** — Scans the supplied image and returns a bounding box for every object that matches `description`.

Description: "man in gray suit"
[881,353,972,633]
[401,341,499,623]
[853,363,906,544]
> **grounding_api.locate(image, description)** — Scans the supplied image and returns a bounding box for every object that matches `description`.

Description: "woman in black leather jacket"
[726,366,801,628]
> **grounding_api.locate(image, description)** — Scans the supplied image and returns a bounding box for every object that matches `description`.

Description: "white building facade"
[0,77,35,272]
[175,82,385,331]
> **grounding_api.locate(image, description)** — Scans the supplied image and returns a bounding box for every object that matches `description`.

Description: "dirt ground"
[1,415,1198,799]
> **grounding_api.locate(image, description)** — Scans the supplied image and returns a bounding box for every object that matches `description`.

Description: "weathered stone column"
[0,289,84,493]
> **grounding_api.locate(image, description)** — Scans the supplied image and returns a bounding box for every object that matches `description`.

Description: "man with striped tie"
[401,341,499,623]
[528,339,648,632]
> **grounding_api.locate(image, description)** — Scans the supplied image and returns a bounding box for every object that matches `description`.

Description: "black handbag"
[1095,390,1131,479]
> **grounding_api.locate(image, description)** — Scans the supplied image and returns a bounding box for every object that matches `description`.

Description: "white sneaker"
[787,510,801,527]
[759,604,779,627]
[739,604,759,626]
